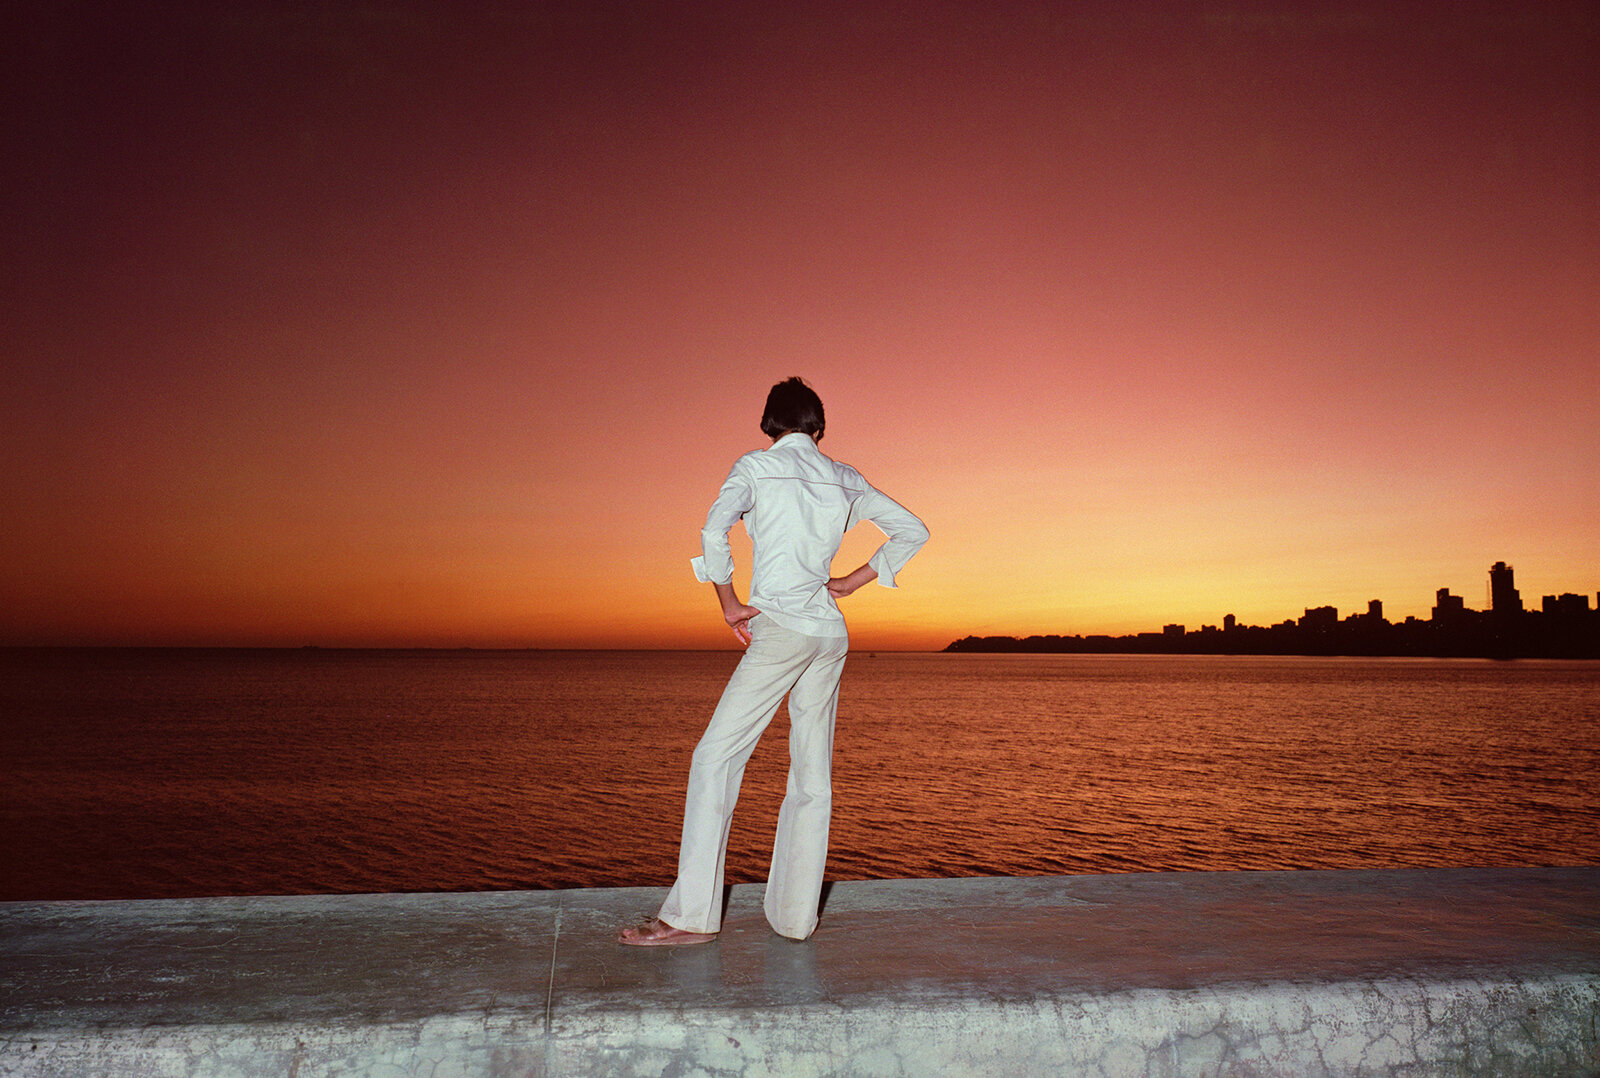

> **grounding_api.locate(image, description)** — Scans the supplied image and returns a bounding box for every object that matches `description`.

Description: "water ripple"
[2,649,1597,900]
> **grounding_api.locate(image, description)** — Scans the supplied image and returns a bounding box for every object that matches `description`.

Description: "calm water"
[2,648,1597,901]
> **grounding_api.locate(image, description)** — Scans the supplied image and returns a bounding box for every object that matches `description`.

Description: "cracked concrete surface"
[3,867,1598,1075]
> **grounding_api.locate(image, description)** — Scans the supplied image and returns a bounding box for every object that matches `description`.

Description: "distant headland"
[945,562,1600,659]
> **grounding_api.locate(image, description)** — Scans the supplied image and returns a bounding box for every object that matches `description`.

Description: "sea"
[2,648,1597,903]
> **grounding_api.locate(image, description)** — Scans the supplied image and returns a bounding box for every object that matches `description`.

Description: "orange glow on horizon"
[4,4,1596,650]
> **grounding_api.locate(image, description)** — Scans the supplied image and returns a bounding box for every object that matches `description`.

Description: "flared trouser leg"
[657,618,847,937]
[764,633,848,939]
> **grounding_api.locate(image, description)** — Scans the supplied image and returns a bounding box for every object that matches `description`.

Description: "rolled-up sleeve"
[690,462,756,584]
[852,487,929,589]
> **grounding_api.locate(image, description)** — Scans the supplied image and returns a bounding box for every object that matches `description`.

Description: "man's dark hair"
[760,377,825,442]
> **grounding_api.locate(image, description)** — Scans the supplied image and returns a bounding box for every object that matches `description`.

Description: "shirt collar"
[769,432,820,452]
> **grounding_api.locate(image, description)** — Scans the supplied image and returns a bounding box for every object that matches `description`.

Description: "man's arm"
[690,462,754,589]
[849,486,929,589]
[714,581,762,645]
[690,461,760,643]
[827,564,878,598]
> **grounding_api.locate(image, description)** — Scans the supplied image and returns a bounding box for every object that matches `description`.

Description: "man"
[620,377,928,944]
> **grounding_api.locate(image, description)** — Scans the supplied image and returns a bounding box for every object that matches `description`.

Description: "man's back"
[696,432,927,638]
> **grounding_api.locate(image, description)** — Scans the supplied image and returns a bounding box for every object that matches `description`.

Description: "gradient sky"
[4,2,1596,650]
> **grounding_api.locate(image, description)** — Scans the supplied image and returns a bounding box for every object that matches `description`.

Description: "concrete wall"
[4,867,1598,1076]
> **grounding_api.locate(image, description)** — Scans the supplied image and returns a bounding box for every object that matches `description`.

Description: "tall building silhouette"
[946,557,1598,658]
[1489,561,1523,615]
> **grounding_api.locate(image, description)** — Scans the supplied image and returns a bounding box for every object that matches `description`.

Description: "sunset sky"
[5,2,1596,650]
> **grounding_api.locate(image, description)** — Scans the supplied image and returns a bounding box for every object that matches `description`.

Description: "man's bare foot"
[617,918,718,947]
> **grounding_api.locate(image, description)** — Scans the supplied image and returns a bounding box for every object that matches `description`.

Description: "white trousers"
[657,616,850,940]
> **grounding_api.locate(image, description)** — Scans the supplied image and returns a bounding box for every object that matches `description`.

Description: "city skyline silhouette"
[948,561,1600,659]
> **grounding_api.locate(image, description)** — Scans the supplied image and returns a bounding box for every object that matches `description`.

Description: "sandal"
[617,917,718,947]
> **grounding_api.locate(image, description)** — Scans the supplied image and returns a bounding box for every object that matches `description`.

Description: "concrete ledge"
[3,867,1598,1076]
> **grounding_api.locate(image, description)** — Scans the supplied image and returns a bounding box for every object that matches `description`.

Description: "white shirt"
[690,433,929,637]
